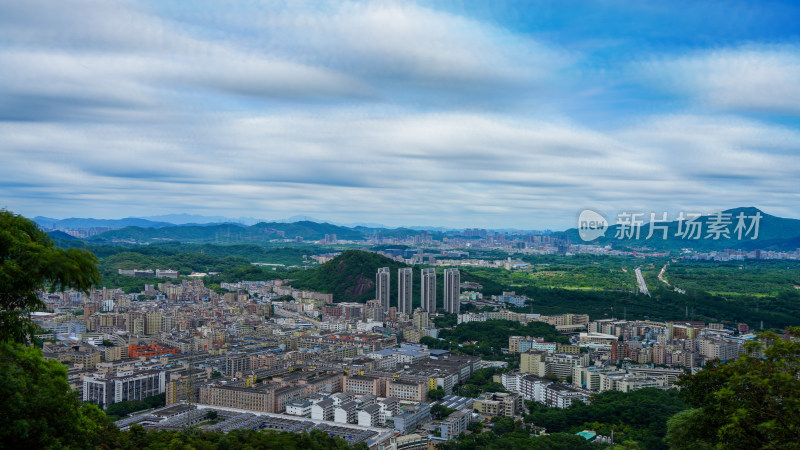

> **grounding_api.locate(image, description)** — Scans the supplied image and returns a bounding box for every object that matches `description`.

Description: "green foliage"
[50,240,328,292]
[287,250,508,307]
[467,421,483,433]
[439,320,567,361]
[211,370,222,379]
[92,243,301,291]
[288,250,413,305]
[467,257,635,292]
[460,269,506,296]
[433,313,458,328]
[667,327,800,448]
[96,242,314,271]
[117,426,366,450]
[663,409,714,450]
[455,367,508,398]
[1,210,101,343]
[666,260,800,297]
[452,254,800,328]
[205,410,218,421]
[99,248,245,274]
[437,428,599,450]
[0,342,119,448]
[420,336,450,350]
[1,338,370,449]
[429,388,446,401]
[491,416,518,436]
[187,243,315,266]
[525,388,686,450]
[105,393,166,420]
[611,439,643,450]
[483,382,508,393]
[431,404,457,419]
[93,221,363,243]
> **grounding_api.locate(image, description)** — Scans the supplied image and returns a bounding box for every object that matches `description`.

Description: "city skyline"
[2,1,800,228]
[1,0,798,433]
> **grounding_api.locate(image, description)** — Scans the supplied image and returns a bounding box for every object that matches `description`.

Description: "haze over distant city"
[2,1,800,228]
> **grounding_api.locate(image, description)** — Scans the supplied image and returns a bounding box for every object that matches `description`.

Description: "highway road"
[635,267,650,296]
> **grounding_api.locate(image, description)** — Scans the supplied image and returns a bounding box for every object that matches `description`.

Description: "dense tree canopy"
[1,210,100,342]
[667,327,800,448]
[105,393,166,421]
[437,428,598,450]
[525,388,687,449]
[0,342,119,449]
[453,367,510,397]
[118,427,366,450]
[444,320,568,346]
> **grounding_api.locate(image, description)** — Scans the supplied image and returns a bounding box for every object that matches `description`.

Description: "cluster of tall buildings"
[375,267,460,314]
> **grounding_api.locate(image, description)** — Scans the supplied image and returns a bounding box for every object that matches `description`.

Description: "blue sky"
[2,0,799,228]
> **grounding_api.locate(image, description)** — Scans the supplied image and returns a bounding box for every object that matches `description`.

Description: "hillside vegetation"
[286,250,504,308]
[93,220,363,243]
[289,250,410,305]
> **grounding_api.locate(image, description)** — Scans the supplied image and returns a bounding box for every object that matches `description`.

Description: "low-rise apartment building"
[473,392,522,417]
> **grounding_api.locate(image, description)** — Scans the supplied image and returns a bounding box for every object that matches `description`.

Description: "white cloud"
[2,110,798,228]
[638,45,800,114]
[0,0,373,120]
[1,1,798,227]
[0,0,572,119]
[256,1,570,88]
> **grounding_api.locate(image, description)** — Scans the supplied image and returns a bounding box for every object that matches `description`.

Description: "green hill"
[288,250,410,305]
[91,220,363,243]
[288,250,505,308]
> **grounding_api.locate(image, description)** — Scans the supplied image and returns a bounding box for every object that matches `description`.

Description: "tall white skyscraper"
[443,268,460,314]
[376,267,390,313]
[398,268,413,315]
[421,268,436,312]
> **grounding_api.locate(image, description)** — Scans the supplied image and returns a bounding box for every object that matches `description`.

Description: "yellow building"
[556,343,581,354]
[473,392,522,417]
[520,350,548,377]
[73,350,102,369]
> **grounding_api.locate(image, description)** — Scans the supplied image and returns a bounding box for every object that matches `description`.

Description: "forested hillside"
[93,220,363,243]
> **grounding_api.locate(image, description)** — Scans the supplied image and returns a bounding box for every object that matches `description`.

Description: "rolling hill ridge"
[91,221,363,243]
[567,207,800,251]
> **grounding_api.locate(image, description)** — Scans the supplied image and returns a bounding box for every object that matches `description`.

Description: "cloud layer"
[1,0,799,228]
[639,45,800,114]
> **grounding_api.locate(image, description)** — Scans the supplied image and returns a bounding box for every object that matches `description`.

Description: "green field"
[662,260,800,297]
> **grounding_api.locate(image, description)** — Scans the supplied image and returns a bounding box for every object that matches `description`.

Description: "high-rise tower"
[398,267,413,315]
[376,267,390,313]
[421,268,436,312]
[443,268,461,314]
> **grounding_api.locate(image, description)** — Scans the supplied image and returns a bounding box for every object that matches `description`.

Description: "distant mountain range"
[31,207,800,251]
[566,207,800,252]
[33,213,446,230]
[138,213,253,225]
[33,216,173,229]
[90,220,364,243]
